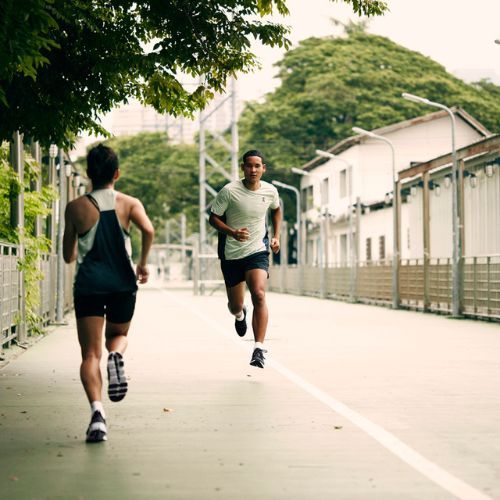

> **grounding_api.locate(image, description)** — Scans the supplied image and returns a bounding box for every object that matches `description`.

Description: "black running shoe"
[107,352,128,402]
[234,306,247,337]
[86,410,107,443]
[250,347,267,368]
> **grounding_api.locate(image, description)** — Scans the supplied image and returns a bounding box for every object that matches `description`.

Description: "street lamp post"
[315,150,356,302]
[402,92,461,317]
[352,127,399,310]
[272,180,301,265]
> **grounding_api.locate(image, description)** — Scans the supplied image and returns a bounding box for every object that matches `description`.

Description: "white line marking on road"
[159,288,492,500]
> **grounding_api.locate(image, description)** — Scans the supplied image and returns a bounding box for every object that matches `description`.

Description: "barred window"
[366,237,372,262]
[379,235,386,260]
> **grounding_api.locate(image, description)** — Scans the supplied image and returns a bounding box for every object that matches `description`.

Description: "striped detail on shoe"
[107,352,128,402]
[86,411,107,443]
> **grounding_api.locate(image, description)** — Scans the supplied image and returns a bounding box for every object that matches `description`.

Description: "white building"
[298,109,491,265]
[399,134,500,259]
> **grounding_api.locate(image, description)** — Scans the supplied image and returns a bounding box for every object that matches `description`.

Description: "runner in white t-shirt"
[209,150,282,368]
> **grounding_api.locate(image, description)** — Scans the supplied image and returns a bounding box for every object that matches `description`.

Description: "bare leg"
[77,316,105,404]
[105,321,131,354]
[226,281,246,316]
[245,269,268,343]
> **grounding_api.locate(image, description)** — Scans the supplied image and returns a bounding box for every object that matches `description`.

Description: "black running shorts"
[74,291,137,323]
[220,251,269,288]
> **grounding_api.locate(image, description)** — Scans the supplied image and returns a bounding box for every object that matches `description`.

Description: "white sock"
[91,401,105,418]
[255,342,265,351]
[235,310,245,321]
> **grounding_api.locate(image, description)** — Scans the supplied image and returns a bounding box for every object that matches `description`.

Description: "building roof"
[398,133,500,181]
[302,108,491,171]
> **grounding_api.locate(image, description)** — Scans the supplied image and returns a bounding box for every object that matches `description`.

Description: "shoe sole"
[86,430,107,443]
[249,359,265,369]
[86,420,107,443]
[107,353,128,402]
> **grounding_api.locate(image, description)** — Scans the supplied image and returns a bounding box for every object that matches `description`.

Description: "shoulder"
[217,181,241,197]
[115,190,143,208]
[65,195,88,215]
[222,180,241,192]
[260,180,278,195]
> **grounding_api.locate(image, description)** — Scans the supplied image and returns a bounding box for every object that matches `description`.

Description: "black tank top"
[73,193,138,296]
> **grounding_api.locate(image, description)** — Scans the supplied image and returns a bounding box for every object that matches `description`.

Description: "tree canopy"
[96,133,199,232]
[0,0,387,147]
[238,29,500,172]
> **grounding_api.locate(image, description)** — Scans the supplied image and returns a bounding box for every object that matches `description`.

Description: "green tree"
[0,142,57,334]
[0,1,387,147]
[238,30,500,173]
[87,133,199,250]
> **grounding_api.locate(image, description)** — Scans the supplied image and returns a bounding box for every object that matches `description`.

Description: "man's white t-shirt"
[211,179,280,260]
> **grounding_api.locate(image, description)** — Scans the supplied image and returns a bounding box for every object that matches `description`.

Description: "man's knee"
[250,288,266,306]
[81,350,101,363]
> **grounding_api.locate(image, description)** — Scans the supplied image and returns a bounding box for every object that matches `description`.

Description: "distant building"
[107,92,241,144]
[298,109,491,265]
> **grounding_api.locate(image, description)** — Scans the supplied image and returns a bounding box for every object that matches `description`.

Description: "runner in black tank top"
[63,144,154,443]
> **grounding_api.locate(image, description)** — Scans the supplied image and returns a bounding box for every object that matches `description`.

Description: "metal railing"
[463,255,500,319]
[1,243,21,345]
[192,243,224,295]
[1,242,75,347]
[268,256,499,321]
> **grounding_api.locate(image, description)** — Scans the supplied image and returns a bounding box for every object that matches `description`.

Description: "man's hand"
[232,227,250,242]
[270,237,280,254]
[136,264,149,284]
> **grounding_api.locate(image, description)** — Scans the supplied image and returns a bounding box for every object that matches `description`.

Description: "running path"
[0,284,498,499]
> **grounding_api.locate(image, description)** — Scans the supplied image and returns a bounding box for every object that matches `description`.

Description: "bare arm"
[63,203,78,263]
[209,212,249,242]
[270,206,282,254]
[129,199,155,283]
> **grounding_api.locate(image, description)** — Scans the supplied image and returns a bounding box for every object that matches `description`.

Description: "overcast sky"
[237,0,500,101]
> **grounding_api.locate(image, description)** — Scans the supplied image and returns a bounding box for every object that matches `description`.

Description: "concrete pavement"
[1,283,499,499]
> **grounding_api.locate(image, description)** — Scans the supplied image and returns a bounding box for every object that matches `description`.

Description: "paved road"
[1,283,499,499]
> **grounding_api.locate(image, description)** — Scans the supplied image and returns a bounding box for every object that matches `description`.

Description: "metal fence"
[1,242,75,347]
[463,256,500,319]
[268,256,500,321]
[192,244,224,295]
[1,243,20,345]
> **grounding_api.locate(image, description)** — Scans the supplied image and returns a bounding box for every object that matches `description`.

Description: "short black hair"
[242,150,265,163]
[87,144,119,187]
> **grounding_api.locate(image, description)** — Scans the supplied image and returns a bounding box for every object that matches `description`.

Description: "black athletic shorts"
[220,251,270,288]
[74,291,137,323]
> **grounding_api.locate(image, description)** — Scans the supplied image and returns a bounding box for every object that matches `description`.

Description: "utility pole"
[199,77,239,250]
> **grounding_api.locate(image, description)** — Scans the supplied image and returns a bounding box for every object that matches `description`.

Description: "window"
[379,235,386,260]
[366,237,372,262]
[321,178,329,205]
[339,169,347,198]
[301,185,314,211]
[340,234,348,264]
